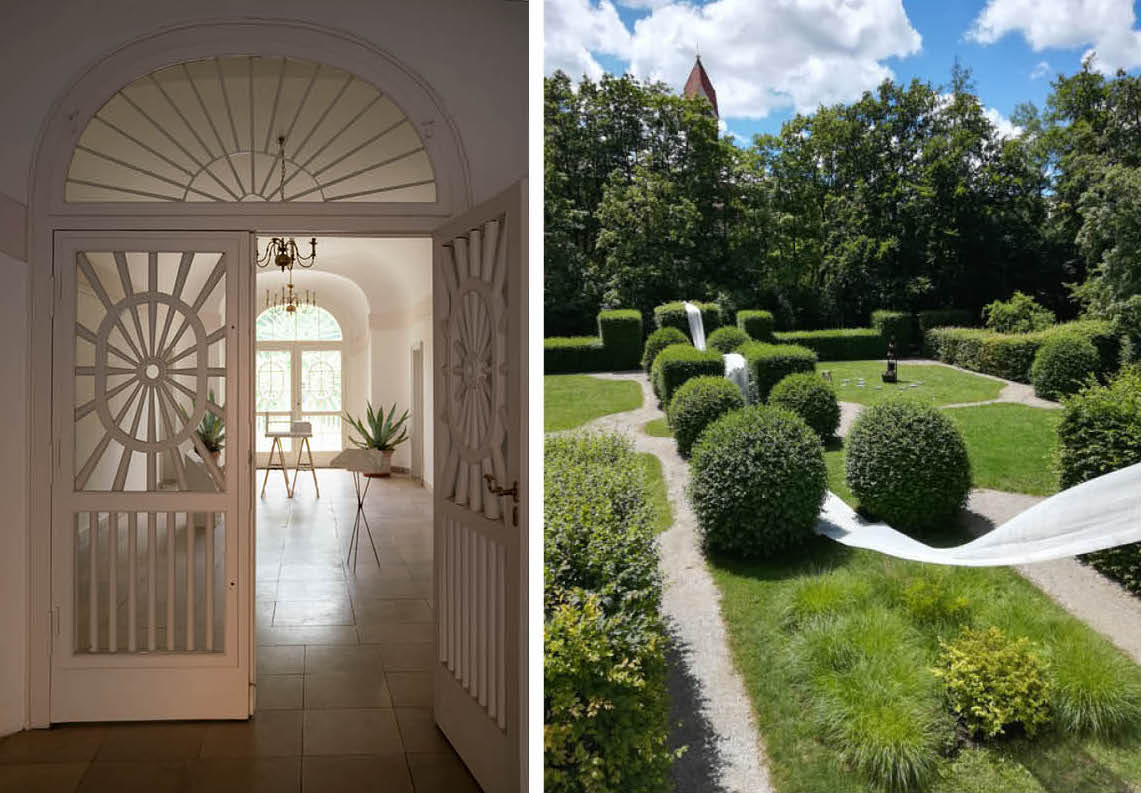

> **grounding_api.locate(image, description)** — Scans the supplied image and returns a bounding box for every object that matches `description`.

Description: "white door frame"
[23,20,475,728]
[410,340,424,483]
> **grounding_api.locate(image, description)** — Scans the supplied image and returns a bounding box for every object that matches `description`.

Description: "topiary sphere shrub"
[667,376,744,457]
[769,372,841,440]
[642,326,689,375]
[1030,334,1101,400]
[845,399,972,532]
[689,405,827,556]
[706,326,749,354]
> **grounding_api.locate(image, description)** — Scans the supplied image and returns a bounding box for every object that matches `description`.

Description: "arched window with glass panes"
[255,304,343,457]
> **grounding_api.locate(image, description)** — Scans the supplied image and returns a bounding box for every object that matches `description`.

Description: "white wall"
[0,252,28,735]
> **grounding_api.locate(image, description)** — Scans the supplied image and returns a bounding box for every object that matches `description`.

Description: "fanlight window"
[66,56,436,203]
[256,304,342,341]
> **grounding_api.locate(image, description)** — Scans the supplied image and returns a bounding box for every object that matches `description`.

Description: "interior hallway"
[0,469,479,793]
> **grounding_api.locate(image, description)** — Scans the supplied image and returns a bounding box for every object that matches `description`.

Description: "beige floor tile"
[0,726,104,765]
[76,761,187,793]
[384,673,433,707]
[357,621,434,645]
[394,709,451,754]
[95,723,204,761]
[257,675,304,710]
[354,598,433,624]
[276,580,350,601]
[303,645,383,676]
[302,710,403,756]
[257,645,305,675]
[274,599,355,627]
[304,672,391,709]
[199,710,302,758]
[300,755,413,793]
[0,763,87,793]
[405,752,481,793]
[257,625,359,646]
[188,757,300,793]
[380,642,434,672]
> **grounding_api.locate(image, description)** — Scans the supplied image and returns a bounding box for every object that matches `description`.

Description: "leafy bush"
[544,336,607,374]
[769,372,841,440]
[737,309,775,341]
[707,325,750,354]
[981,291,1056,333]
[689,405,827,556]
[933,626,1051,739]
[740,341,817,402]
[653,300,723,336]
[1030,334,1101,400]
[900,575,971,629]
[651,344,725,408]
[667,376,744,457]
[918,309,972,333]
[774,328,884,361]
[871,309,916,352]
[641,326,689,375]
[846,399,972,532]
[597,309,643,370]
[1048,628,1141,735]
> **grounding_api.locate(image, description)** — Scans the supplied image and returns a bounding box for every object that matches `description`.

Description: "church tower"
[683,55,719,118]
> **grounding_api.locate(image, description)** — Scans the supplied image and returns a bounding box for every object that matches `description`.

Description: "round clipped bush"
[667,376,744,457]
[707,326,750,354]
[641,326,689,375]
[769,372,841,439]
[845,399,971,532]
[689,405,827,556]
[1030,334,1101,400]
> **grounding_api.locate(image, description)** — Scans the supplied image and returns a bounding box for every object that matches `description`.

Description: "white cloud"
[544,0,922,118]
[984,107,1024,139]
[1029,60,1052,79]
[967,0,1141,73]
[544,0,632,81]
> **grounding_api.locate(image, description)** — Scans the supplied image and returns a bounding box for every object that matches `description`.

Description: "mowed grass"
[637,452,673,534]
[945,403,1062,496]
[817,360,1003,407]
[709,534,1141,793]
[644,417,671,437]
[543,374,642,432]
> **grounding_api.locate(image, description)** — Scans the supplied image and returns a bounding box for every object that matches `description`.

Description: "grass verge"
[644,417,671,437]
[817,360,1003,407]
[637,452,673,534]
[544,374,642,432]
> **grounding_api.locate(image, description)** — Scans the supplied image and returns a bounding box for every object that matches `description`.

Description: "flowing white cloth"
[815,463,1141,566]
[683,301,706,350]
[724,352,749,401]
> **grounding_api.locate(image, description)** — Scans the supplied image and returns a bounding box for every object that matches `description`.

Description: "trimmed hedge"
[871,310,915,352]
[737,309,775,341]
[1030,335,1101,400]
[769,372,841,440]
[689,404,828,556]
[652,344,725,408]
[598,309,643,370]
[774,328,884,361]
[925,321,1119,383]
[667,376,745,457]
[654,301,723,336]
[544,336,606,374]
[544,433,672,792]
[918,309,972,333]
[641,326,689,374]
[846,399,972,532]
[741,341,818,403]
[707,325,750,354]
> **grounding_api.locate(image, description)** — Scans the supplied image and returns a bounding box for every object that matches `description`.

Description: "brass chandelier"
[257,134,318,313]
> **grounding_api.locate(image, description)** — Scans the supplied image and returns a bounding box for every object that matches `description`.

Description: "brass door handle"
[483,474,519,503]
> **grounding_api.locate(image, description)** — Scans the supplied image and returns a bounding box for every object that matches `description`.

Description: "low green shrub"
[651,344,725,408]
[982,291,1056,333]
[707,325,750,354]
[918,308,972,333]
[871,309,916,351]
[641,326,689,376]
[846,399,972,532]
[737,309,775,341]
[900,575,971,629]
[597,309,642,371]
[774,328,884,361]
[544,336,607,374]
[1049,627,1141,735]
[1030,334,1101,400]
[667,376,744,457]
[740,341,817,402]
[769,372,840,440]
[689,405,827,556]
[933,626,1051,739]
[653,300,723,336]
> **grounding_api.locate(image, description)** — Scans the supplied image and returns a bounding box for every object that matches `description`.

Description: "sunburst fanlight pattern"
[438,217,509,521]
[74,250,228,492]
[66,56,436,203]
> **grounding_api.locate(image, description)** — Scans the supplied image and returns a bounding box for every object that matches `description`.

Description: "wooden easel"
[291,435,319,497]
[261,434,291,497]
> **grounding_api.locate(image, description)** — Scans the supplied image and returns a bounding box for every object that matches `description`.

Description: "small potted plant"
[344,402,410,477]
[195,391,225,464]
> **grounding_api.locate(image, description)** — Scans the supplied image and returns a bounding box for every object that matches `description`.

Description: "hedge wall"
[654,301,723,336]
[652,344,726,408]
[773,328,884,361]
[544,336,607,374]
[740,341,818,402]
[918,309,973,333]
[737,309,775,341]
[871,310,915,352]
[924,320,1119,383]
[598,309,643,370]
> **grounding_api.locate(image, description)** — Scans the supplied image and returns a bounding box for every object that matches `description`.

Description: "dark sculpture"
[882,336,898,383]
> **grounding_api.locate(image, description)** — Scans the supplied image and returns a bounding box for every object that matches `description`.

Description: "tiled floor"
[0,470,481,793]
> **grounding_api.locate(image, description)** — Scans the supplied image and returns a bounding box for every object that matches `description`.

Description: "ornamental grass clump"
[667,376,744,458]
[1048,627,1141,735]
[706,325,750,354]
[769,372,841,440]
[845,399,972,533]
[1030,334,1101,400]
[641,326,688,375]
[689,405,827,556]
[932,625,1051,739]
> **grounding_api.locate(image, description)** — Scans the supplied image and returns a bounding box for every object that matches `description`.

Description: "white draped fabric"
[683,301,707,350]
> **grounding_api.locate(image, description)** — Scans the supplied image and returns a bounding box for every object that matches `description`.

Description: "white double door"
[255,341,343,466]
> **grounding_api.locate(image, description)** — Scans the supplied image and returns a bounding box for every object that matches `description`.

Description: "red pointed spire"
[683,55,718,118]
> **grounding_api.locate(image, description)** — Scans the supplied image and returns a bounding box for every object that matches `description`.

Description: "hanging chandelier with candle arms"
[257,135,319,312]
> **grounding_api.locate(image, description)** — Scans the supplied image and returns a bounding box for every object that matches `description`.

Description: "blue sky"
[545,0,1141,144]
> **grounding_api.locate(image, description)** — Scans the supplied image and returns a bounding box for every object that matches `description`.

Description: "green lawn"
[643,417,671,437]
[543,374,642,432]
[945,404,1062,496]
[637,452,673,534]
[824,438,856,506]
[709,535,1141,793]
[817,360,1004,407]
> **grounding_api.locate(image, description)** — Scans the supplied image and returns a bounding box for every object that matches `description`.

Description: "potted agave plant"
[344,402,410,477]
[195,391,225,464]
